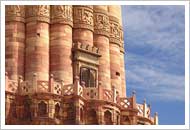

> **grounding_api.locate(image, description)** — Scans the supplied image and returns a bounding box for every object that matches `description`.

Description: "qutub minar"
[5,5,158,125]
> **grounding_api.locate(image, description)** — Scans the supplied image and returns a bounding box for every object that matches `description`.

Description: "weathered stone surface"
[94,34,111,90]
[25,17,49,81]
[73,5,94,46]
[5,19,25,80]
[94,6,110,37]
[5,5,25,22]
[50,24,73,84]
[26,5,50,23]
[73,5,93,31]
[51,5,73,26]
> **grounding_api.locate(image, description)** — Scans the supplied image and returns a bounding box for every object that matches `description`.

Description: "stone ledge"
[73,42,101,57]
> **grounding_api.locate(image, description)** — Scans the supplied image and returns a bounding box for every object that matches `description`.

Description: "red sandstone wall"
[108,6,122,95]
[50,5,73,84]
[25,5,50,81]
[5,5,25,80]
[93,5,111,90]
[73,6,94,46]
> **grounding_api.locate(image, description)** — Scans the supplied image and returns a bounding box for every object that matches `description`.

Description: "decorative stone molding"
[73,42,101,67]
[5,5,25,22]
[51,5,73,27]
[120,46,125,54]
[109,16,120,46]
[73,42,100,56]
[26,5,50,23]
[73,6,94,31]
[119,26,125,53]
[94,9,110,37]
[109,15,119,24]
[119,26,124,44]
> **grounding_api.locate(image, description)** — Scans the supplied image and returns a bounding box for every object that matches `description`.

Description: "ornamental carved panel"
[94,12,110,37]
[119,26,124,42]
[73,6,93,31]
[5,5,25,22]
[118,26,124,47]
[26,5,50,23]
[51,5,73,26]
[109,16,120,45]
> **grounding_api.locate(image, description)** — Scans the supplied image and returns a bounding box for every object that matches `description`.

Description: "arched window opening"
[116,115,120,125]
[38,101,47,117]
[80,67,96,87]
[54,103,60,118]
[80,67,88,86]
[104,110,112,125]
[80,108,84,123]
[24,101,31,120]
[87,109,98,125]
[11,102,17,118]
[123,116,130,124]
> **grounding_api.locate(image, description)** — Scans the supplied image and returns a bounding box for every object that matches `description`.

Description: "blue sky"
[122,5,185,125]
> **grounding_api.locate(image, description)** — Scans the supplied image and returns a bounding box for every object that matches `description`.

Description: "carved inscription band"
[26,5,50,23]
[51,5,73,27]
[73,6,94,31]
[94,9,110,37]
[119,26,124,51]
[5,5,25,22]
[109,16,120,46]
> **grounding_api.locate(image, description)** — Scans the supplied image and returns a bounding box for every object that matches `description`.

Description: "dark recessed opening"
[116,72,120,76]
[37,33,40,37]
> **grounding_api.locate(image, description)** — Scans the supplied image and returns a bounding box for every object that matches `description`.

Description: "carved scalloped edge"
[73,5,93,10]
[73,42,100,55]
[6,16,25,23]
[109,15,119,23]
[26,16,50,23]
[50,18,73,27]
[73,24,94,32]
[94,29,110,38]
[94,8,108,15]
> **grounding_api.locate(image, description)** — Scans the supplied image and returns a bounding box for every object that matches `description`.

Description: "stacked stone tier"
[5,72,157,125]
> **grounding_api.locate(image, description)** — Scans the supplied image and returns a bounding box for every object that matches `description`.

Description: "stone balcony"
[5,72,158,125]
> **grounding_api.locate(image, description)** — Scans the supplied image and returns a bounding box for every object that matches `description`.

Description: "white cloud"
[125,53,185,102]
[122,5,185,53]
[121,5,185,102]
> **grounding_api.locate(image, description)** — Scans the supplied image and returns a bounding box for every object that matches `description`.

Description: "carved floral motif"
[109,16,120,45]
[73,6,93,31]
[51,5,73,26]
[94,12,110,37]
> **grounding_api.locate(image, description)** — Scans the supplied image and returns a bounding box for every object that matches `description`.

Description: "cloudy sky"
[122,5,185,125]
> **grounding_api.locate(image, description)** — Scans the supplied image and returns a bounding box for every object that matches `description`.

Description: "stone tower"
[5,5,158,125]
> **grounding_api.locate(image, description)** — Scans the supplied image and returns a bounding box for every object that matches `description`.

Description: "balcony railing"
[5,72,158,125]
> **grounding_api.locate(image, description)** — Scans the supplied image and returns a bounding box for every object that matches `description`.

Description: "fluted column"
[73,6,94,46]
[93,6,111,90]
[118,7,126,97]
[108,6,122,95]
[25,5,50,81]
[5,5,25,80]
[50,5,73,84]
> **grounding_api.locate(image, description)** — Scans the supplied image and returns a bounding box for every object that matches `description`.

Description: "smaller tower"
[108,5,122,95]
[25,5,50,81]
